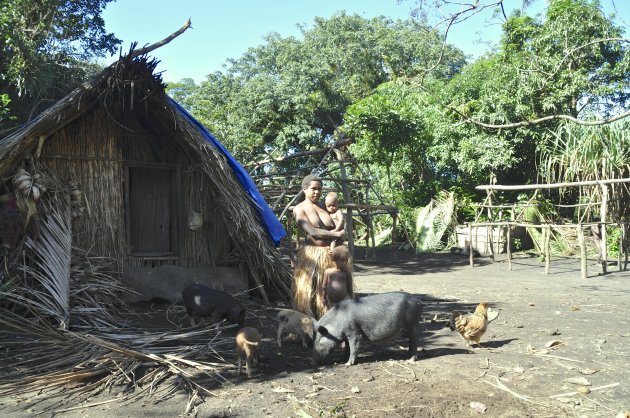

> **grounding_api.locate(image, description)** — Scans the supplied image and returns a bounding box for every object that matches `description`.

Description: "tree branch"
[451,106,630,129]
[535,38,629,87]
[416,1,506,83]
[128,19,192,59]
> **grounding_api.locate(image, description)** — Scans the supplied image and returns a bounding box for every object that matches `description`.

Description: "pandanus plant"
[538,120,630,223]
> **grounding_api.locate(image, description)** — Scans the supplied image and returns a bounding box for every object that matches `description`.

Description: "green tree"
[341,0,628,209]
[344,81,447,206]
[0,0,120,130]
[439,0,629,184]
[179,13,465,161]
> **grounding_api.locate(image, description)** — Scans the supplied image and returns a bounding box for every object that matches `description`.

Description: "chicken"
[449,302,489,347]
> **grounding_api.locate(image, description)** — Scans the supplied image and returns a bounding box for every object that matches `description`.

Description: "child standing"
[320,245,353,307]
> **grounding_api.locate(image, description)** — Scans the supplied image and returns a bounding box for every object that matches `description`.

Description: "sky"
[102,0,629,84]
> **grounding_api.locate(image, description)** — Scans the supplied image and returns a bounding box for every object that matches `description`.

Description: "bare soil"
[3,249,630,417]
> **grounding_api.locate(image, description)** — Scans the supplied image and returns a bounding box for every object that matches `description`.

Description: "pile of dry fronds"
[0,307,240,414]
[0,223,258,415]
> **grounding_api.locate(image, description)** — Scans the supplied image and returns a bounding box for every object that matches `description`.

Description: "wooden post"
[544,225,551,274]
[618,224,623,271]
[287,214,295,267]
[600,184,608,275]
[486,191,495,262]
[507,204,515,270]
[392,211,398,260]
[623,223,628,270]
[366,185,374,261]
[247,266,270,305]
[577,224,587,279]
[469,224,474,267]
[474,225,479,259]
[369,214,377,261]
[506,223,512,271]
[334,149,354,258]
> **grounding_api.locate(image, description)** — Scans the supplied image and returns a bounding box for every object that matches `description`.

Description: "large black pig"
[182,284,246,327]
[312,292,422,366]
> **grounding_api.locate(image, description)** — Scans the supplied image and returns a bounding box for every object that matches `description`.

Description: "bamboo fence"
[465,178,630,278]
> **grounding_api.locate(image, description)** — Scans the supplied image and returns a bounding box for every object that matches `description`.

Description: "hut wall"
[39,107,232,271]
[41,108,126,265]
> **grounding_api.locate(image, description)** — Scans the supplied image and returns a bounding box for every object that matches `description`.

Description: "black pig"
[182,284,246,327]
[312,292,422,366]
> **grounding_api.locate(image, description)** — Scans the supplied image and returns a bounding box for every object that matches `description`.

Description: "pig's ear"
[317,326,330,336]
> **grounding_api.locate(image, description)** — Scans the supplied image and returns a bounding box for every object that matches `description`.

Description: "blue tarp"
[168,97,286,247]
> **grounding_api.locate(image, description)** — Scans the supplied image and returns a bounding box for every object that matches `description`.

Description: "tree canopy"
[0,0,120,131]
[167,13,465,161]
[341,0,628,208]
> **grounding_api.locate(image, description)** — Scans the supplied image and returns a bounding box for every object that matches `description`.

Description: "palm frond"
[18,193,72,327]
[415,191,456,252]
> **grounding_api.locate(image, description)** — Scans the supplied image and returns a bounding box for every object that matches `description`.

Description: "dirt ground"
[3,249,630,417]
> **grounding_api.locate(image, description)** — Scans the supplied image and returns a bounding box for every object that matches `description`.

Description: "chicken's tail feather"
[449,311,461,331]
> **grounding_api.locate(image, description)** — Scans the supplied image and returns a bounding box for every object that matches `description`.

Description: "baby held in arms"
[321,245,353,306]
[324,192,346,252]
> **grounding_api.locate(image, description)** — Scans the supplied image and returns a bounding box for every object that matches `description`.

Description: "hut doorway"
[126,165,178,256]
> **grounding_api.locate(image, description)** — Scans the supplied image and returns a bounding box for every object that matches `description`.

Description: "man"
[292,174,350,318]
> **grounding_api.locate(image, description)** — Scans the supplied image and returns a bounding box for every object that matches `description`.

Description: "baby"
[324,192,346,252]
[321,245,353,306]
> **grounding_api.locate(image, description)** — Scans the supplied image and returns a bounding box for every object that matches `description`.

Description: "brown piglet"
[236,327,261,378]
[277,309,315,348]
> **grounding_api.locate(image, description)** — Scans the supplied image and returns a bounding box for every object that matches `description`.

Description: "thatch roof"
[0,53,292,300]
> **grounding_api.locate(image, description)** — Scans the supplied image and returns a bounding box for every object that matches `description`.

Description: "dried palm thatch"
[0,307,238,415]
[0,224,231,414]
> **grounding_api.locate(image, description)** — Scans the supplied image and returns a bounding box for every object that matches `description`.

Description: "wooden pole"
[127,19,192,59]
[231,240,270,305]
[544,225,551,274]
[333,149,354,258]
[392,211,398,260]
[469,224,474,267]
[623,223,628,270]
[618,226,623,271]
[365,187,370,254]
[366,186,376,261]
[476,177,630,191]
[506,224,512,271]
[486,191,495,262]
[287,214,295,267]
[244,137,354,167]
[600,185,608,275]
[507,205,516,270]
[577,224,587,279]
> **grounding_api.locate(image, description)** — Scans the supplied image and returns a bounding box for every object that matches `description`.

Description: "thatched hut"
[0,53,291,326]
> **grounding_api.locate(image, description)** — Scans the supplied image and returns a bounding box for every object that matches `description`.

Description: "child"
[321,245,353,306]
[324,192,346,252]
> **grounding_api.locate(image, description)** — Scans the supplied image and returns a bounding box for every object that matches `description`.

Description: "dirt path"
[3,252,629,417]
